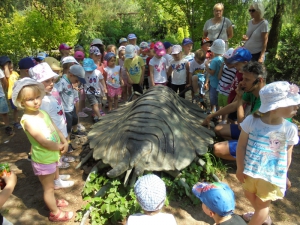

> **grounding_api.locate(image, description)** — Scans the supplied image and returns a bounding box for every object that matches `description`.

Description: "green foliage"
[176,27,185,44]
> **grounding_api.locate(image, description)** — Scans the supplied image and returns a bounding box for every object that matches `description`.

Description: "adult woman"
[203,3,233,49]
[243,2,269,63]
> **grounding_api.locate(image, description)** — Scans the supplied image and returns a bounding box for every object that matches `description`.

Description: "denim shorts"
[209,86,218,106]
[31,161,58,176]
[0,97,9,114]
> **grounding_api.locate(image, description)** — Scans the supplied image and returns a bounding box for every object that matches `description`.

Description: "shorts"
[155,82,167,86]
[242,175,284,201]
[107,85,122,98]
[171,84,186,98]
[228,140,238,158]
[0,97,9,114]
[209,86,218,106]
[9,99,17,110]
[31,161,58,176]
[251,52,261,62]
[230,124,241,140]
[86,94,102,106]
[218,93,228,107]
[65,107,78,133]
[132,84,143,94]
[228,111,237,121]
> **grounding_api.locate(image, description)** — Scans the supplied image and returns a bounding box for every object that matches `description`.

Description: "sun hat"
[119,38,128,44]
[134,174,166,212]
[210,39,225,55]
[125,44,136,58]
[59,43,72,50]
[36,52,48,61]
[43,57,61,71]
[226,47,252,64]
[163,42,173,49]
[140,41,149,49]
[74,45,84,52]
[12,77,45,109]
[82,58,97,72]
[30,62,58,83]
[171,45,182,55]
[0,56,11,66]
[74,51,85,60]
[182,38,193,46]
[89,46,101,56]
[91,38,103,46]
[223,48,235,59]
[61,56,79,65]
[127,34,137,40]
[69,64,86,84]
[258,81,300,113]
[104,52,116,62]
[118,46,126,52]
[18,57,36,70]
[154,42,166,56]
[192,182,235,217]
[201,37,213,46]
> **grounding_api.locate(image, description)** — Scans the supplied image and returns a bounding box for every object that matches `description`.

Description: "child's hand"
[60,143,69,155]
[2,172,17,187]
[236,170,245,183]
[202,114,213,129]
[204,83,208,90]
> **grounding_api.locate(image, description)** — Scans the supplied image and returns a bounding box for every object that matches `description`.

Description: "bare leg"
[114,96,118,109]
[108,97,113,111]
[92,103,101,118]
[1,113,10,126]
[54,168,59,180]
[213,141,236,161]
[122,86,127,102]
[192,76,199,94]
[214,124,233,140]
[13,109,18,123]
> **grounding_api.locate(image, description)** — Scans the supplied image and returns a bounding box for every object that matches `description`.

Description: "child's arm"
[218,63,225,80]
[149,65,155,87]
[205,60,215,75]
[125,68,133,84]
[287,145,293,170]
[139,65,145,86]
[50,118,68,154]
[100,78,107,93]
[236,130,249,183]
[186,63,191,86]
[167,65,172,78]
[0,172,17,208]
[119,68,124,86]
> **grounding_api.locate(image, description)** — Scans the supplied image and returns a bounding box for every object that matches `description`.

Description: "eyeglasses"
[249,9,256,13]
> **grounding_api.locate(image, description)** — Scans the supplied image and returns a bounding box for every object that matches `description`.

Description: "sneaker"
[59,174,71,180]
[100,110,106,116]
[77,123,86,132]
[13,122,22,129]
[83,107,92,112]
[5,126,14,136]
[27,153,32,161]
[93,117,100,123]
[78,111,88,118]
[58,161,70,169]
[71,129,86,136]
[54,179,74,190]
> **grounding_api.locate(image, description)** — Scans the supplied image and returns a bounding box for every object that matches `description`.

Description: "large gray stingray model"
[81,86,215,182]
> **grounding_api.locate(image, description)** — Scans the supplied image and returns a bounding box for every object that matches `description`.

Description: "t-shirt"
[170,58,188,85]
[84,69,104,96]
[183,53,195,63]
[140,54,148,76]
[244,20,269,54]
[54,75,75,112]
[126,213,177,225]
[209,56,223,89]
[217,65,236,96]
[219,214,247,225]
[149,56,167,84]
[40,92,67,138]
[105,66,121,88]
[124,56,145,84]
[0,69,5,97]
[227,71,243,103]
[146,56,153,76]
[7,70,19,99]
[189,59,206,83]
[118,59,127,80]
[203,17,232,41]
[240,115,298,194]
[242,92,261,113]
[163,54,173,70]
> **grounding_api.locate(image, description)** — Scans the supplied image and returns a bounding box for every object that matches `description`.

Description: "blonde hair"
[106,44,117,54]
[213,3,224,11]
[62,62,73,74]
[195,49,206,61]
[250,2,265,18]
[16,85,45,109]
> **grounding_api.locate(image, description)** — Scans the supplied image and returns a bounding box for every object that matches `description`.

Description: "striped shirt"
[217,64,236,96]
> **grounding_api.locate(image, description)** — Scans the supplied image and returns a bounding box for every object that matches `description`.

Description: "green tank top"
[21,110,60,164]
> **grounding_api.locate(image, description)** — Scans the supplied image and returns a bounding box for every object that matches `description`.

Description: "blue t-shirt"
[209,56,223,89]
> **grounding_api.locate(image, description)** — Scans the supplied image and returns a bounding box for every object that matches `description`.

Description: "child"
[217,48,236,124]
[18,57,36,78]
[43,57,62,75]
[149,42,168,86]
[59,43,72,63]
[104,53,123,112]
[12,78,73,222]
[236,81,300,225]
[0,56,14,136]
[119,38,128,47]
[106,45,117,54]
[182,38,194,63]
[190,50,207,109]
[127,34,140,54]
[192,182,247,224]
[74,51,85,65]
[146,43,155,88]
[124,44,145,95]
[139,42,149,90]
[201,37,213,60]
[83,58,106,123]
[167,45,189,98]
[205,39,225,114]
[127,174,177,225]
[118,46,132,101]
[163,41,173,68]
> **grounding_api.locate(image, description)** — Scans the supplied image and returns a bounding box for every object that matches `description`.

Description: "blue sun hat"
[104,52,116,62]
[82,58,97,72]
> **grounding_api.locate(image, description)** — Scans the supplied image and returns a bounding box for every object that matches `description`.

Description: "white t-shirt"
[217,65,236,96]
[189,59,206,75]
[149,56,167,83]
[0,69,5,97]
[127,213,177,225]
[183,53,195,63]
[169,58,188,85]
[105,65,121,88]
[163,54,173,70]
[40,93,68,138]
[84,69,104,96]
[203,17,232,41]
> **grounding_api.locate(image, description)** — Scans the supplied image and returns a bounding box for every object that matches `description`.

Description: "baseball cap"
[59,43,72,50]
[127,34,137,40]
[134,174,166,212]
[18,57,36,69]
[182,38,193,46]
[43,57,61,71]
[82,58,97,72]
[163,42,173,49]
[226,47,252,64]
[61,56,79,65]
[74,51,85,60]
[91,38,103,46]
[89,46,101,56]
[69,64,86,84]
[118,46,126,52]
[210,39,225,55]
[74,45,84,52]
[0,56,11,66]
[154,42,166,56]
[223,48,235,59]
[259,81,300,113]
[140,42,149,49]
[104,52,116,62]
[149,42,155,49]
[35,52,48,61]
[119,38,128,44]
[201,37,213,46]
[30,62,58,83]
[192,182,235,217]
[171,45,182,55]
[125,44,136,58]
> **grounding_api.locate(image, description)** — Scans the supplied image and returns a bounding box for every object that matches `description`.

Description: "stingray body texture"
[88,86,215,178]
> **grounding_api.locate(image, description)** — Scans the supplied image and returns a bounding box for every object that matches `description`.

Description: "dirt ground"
[1,98,300,225]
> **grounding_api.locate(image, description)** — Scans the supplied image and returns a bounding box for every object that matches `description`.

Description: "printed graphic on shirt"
[129,62,141,76]
[154,62,166,72]
[172,63,186,72]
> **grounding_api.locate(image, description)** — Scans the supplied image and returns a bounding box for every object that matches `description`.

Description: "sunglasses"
[249,9,256,13]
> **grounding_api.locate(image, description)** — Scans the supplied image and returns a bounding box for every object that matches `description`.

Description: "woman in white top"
[203,3,233,49]
[243,2,269,63]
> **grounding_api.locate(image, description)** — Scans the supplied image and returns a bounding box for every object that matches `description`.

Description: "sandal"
[242,212,254,222]
[56,199,69,207]
[100,110,106,116]
[58,161,70,169]
[78,111,88,118]
[49,209,73,222]
[62,156,75,163]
